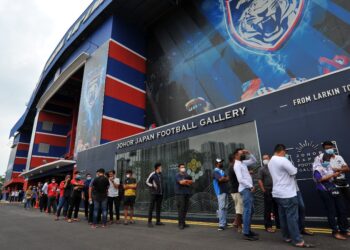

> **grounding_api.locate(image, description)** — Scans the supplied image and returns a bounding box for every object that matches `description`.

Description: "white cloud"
[0,0,92,175]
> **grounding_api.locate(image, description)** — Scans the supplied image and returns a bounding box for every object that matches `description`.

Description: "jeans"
[338,186,350,204]
[318,190,349,233]
[68,195,81,219]
[108,196,120,221]
[297,191,306,231]
[240,188,254,235]
[263,190,280,229]
[216,193,229,227]
[24,199,31,209]
[56,196,70,217]
[93,199,108,225]
[47,196,57,214]
[176,194,190,226]
[148,194,163,223]
[275,196,303,245]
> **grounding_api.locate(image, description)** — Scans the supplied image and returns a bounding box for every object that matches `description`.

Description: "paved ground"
[0,203,349,250]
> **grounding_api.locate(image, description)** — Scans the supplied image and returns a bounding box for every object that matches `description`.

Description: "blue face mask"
[321,161,330,168]
[325,149,335,155]
[76,175,81,180]
[285,154,289,159]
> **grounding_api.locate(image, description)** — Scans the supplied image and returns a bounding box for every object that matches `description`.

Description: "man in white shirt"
[107,170,120,224]
[268,144,313,248]
[233,148,258,240]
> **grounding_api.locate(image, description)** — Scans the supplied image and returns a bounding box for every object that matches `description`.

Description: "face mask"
[240,155,246,161]
[263,160,269,165]
[180,168,186,173]
[285,154,289,159]
[321,161,330,168]
[325,149,335,155]
[76,175,81,180]
[126,174,130,178]
[86,177,91,180]
[52,181,56,183]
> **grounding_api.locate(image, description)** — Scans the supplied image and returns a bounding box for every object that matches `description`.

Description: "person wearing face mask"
[268,144,314,248]
[258,154,280,233]
[123,170,137,225]
[313,153,349,240]
[213,158,229,231]
[55,174,72,221]
[107,170,121,224]
[47,178,58,214]
[233,148,258,240]
[175,163,193,230]
[83,173,93,222]
[67,171,84,223]
[314,141,350,204]
[146,163,165,227]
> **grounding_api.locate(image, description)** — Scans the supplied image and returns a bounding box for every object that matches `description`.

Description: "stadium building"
[3,0,350,220]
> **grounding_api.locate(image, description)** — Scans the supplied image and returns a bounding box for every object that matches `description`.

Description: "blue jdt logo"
[223,0,305,51]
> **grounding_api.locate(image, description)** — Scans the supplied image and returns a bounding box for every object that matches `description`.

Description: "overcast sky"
[0,0,92,175]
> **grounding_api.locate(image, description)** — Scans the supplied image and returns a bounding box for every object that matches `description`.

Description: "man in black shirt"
[175,163,193,230]
[89,168,109,228]
[228,154,243,233]
[146,163,165,227]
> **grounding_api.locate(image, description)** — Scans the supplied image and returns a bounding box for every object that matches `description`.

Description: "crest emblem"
[223,0,305,51]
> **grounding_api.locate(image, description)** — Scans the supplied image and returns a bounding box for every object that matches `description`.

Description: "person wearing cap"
[233,148,258,241]
[268,144,314,248]
[213,158,229,231]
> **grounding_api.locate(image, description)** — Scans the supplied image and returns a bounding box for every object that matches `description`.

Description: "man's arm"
[242,153,257,166]
[283,158,298,176]
[145,173,154,187]
[234,164,253,188]
[257,168,265,192]
[334,156,350,173]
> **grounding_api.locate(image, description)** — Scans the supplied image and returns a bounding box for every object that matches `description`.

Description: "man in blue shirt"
[175,163,193,230]
[213,158,230,230]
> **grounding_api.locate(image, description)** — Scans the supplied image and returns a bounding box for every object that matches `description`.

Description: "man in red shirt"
[47,178,58,214]
[67,172,84,223]
[55,175,72,221]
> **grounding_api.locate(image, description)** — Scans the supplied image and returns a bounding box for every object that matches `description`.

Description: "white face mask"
[180,168,186,173]
[126,174,130,178]
[263,160,269,165]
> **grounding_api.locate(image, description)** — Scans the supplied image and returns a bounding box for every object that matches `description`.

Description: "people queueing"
[258,154,279,233]
[24,186,33,209]
[213,158,229,231]
[67,172,84,223]
[107,170,121,224]
[123,170,137,225]
[175,163,193,230]
[228,154,243,233]
[146,163,165,227]
[233,148,258,241]
[83,173,93,223]
[55,174,72,221]
[313,142,350,240]
[40,181,48,212]
[90,168,110,228]
[47,178,58,214]
[268,144,314,248]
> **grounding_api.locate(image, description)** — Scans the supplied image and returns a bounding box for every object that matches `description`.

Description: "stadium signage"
[44,0,106,71]
[117,106,247,149]
[292,84,350,106]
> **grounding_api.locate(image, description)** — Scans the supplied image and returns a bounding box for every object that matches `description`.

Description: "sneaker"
[184,224,190,228]
[148,222,154,228]
[155,222,165,226]
[249,231,259,237]
[91,225,98,229]
[218,227,225,231]
[179,224,185,230]
[243,234,258,241]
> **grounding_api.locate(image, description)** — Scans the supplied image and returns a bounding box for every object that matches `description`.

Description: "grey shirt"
[258,166,273,190]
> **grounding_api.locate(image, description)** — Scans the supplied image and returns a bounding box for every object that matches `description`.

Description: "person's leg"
[67,196,75,220]
[52,198,57,214]
[84,197,89,219]
[217,193,226,228]
[47,197,52,213]
[241,189,253,235]
[101,199,108,226]
[155,195,163,223]
[264,191,273,229]
[275,198,290,241]
[183,195,190,225]
[93,200,101,226]
[283,197,303,245]
[73,196,81,219]
[148,194,156,223]
[129,200,134,221]
[273,198,280,229]
[176,195,184,227]
[297,191,306,232]
[333,192,349,234]
[43,195,48,211]
[124,201,129,224]
[318,190,339,234]
[108,197,114,221]
[39,196,43,211]
[63,197,70,218]
[88,202,94,224]
[115,197,120,222]
[56,197,64,218]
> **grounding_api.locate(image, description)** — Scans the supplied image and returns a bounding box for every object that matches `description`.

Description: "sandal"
[334,233,346,240]
[294,242,315,248]
[266,228,276,233]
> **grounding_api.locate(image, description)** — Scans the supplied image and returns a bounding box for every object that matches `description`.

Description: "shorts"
[231,193,243,215]
[124,196,136,207]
